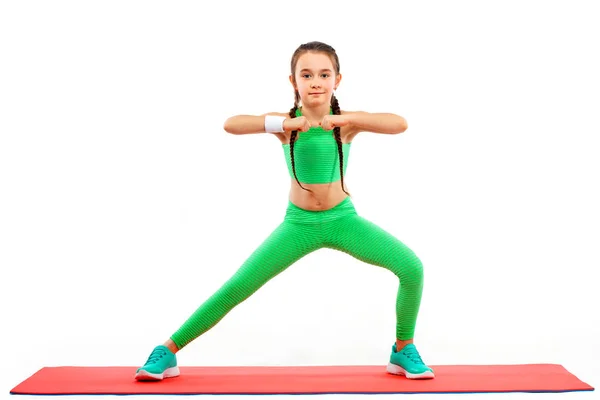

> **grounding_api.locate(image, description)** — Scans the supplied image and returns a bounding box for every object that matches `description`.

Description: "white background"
[1,1,598,399]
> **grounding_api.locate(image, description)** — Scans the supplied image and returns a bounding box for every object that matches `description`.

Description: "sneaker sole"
[135,366,180,381]
[386,362,435,379]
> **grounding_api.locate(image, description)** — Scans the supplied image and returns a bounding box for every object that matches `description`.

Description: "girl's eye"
[301,73,329,78]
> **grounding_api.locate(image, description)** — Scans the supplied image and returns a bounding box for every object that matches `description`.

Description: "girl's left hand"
[320,115,349,131]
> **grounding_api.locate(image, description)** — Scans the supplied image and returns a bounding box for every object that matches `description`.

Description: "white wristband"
[264,115,286,133]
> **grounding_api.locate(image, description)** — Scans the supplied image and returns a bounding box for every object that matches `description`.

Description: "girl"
[135,41,434,381]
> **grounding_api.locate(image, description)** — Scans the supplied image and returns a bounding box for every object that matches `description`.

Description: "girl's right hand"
[284,116,311,133]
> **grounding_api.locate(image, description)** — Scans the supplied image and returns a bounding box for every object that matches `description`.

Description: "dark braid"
[330,94,349,195]
[289,90,312,193]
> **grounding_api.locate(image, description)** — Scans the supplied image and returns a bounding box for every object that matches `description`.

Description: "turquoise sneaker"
[135,345,180,381]
[387,343,435,379]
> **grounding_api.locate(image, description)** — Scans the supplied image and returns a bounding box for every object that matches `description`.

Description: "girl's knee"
[394,253,424,285]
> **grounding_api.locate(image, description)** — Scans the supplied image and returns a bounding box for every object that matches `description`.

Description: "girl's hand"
[283,116,311,133]
[320,115,349,131]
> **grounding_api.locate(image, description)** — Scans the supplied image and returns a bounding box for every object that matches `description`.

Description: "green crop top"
[282,108,351,184]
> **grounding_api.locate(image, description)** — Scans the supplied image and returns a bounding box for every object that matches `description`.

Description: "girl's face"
[291,52,341,107]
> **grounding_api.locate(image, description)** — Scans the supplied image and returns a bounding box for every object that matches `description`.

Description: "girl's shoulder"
[340,109,366,141]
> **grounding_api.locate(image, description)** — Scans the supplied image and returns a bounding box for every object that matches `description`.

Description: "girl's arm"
[343,111,408,135]
[223,112,290,135]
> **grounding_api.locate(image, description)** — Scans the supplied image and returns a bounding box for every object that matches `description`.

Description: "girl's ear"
[335,73,342,90]
[289,75,296,90]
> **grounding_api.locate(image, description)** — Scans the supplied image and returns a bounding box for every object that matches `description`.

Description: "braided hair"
[288,41,350,196]
[288,90,312,193]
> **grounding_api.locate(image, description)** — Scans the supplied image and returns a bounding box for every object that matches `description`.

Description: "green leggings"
[171,197,424,349]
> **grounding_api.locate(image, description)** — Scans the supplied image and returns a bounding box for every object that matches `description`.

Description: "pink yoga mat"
[10,364,595,395]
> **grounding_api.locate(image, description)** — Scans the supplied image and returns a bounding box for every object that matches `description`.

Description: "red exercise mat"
[10,364,594,395]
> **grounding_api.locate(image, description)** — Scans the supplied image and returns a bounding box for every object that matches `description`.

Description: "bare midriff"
[288,178,350,211]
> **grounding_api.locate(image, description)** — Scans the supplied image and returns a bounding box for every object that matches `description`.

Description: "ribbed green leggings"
[171,196,424,349]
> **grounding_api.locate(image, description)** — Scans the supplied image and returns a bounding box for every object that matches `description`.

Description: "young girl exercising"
[135,41,435,381]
